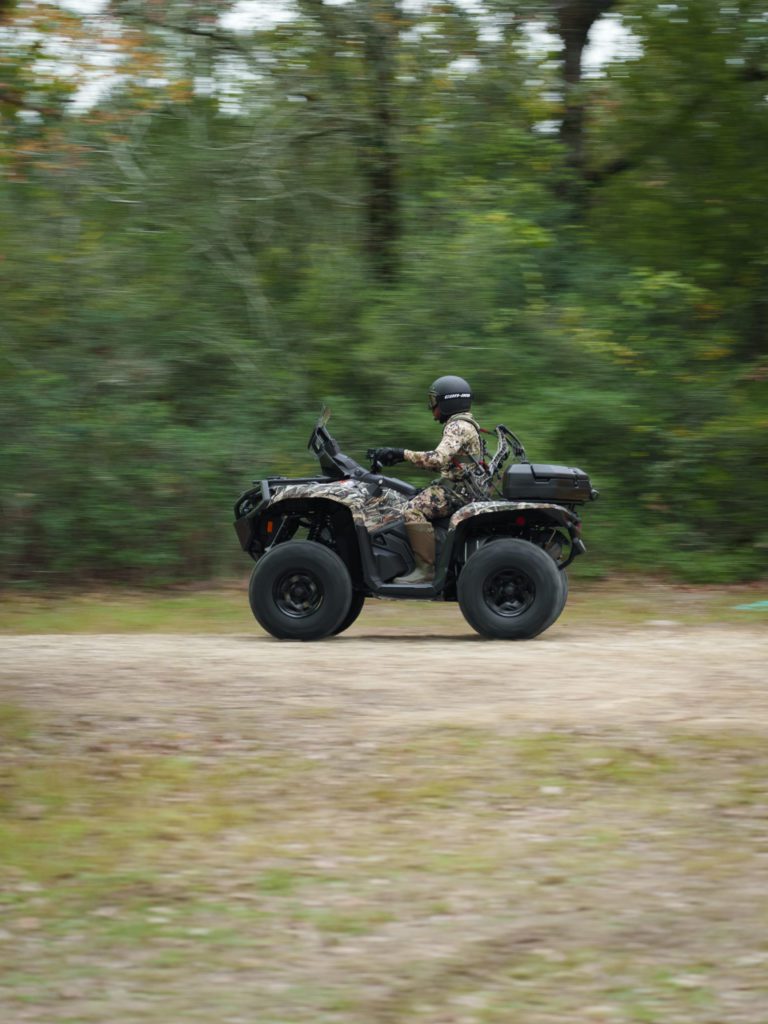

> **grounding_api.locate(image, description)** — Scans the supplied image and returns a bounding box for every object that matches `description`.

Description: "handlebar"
[367,447,384,473]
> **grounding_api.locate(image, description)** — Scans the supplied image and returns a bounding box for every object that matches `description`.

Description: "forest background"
[1,0,766,587]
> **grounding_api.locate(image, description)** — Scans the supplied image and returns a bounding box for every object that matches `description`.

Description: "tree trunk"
[554,0,616,176]
[299,0,401,282]
[359,0,400,283]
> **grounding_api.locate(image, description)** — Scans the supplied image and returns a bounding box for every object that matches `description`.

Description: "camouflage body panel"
[268,479,573,536]
[267,482,575,534]
[404,413,484,481]
[449,500,576,529]
[267,480,409,531]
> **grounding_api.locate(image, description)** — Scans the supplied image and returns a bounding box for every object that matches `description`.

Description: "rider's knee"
[403,507,428,525]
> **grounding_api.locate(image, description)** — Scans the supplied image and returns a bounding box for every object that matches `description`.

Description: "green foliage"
[1,0,766,584]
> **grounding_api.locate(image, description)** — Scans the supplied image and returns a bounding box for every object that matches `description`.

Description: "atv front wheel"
[457,539,562,640]
[332,591,366,636]
[249,541,352,640]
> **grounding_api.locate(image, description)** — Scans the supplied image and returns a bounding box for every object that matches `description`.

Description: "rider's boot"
[394,523,435,584]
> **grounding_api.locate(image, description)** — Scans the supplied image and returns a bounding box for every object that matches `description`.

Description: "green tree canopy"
[1,0,766,584]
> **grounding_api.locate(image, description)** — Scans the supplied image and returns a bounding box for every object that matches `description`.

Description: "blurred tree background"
[1,0,766,585]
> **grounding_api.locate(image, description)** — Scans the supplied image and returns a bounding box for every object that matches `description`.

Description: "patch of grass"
[0,749,310,893]
[0,703,33,743]
[0,575,765,633]
[4,715,768,1022]
[0,587,254,634]
[257,869,300,894]
[299,906,397,934]
[513,733,675,785]
[563,576,768,627]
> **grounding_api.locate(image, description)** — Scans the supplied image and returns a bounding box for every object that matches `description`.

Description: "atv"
[233,409,598,641]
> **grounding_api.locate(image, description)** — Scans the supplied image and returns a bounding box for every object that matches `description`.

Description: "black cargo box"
[502,463,594,504]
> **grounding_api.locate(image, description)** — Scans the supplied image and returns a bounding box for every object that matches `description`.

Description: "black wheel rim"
[482,568,536,618]
[274,570,324,618]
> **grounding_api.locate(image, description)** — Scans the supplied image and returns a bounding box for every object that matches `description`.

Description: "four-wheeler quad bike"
[233,409,598,641]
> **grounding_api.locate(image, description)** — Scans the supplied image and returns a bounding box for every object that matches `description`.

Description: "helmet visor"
[427,391,439,411]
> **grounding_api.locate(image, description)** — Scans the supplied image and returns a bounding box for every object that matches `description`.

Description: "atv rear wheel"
[249,541,352,641]
[538,567,569,635]
[457,539,562,640]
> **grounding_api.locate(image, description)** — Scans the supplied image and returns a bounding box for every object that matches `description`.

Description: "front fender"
[266,482,368,526]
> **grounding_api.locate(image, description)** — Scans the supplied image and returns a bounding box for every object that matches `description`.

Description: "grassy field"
[0,574,766,634]
[3,710,768,1022]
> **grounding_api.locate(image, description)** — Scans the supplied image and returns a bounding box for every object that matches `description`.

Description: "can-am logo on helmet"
[444,393,471,399]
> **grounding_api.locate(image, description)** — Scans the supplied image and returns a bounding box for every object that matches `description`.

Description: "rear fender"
[450,500,578,533]
[437,502,582,591]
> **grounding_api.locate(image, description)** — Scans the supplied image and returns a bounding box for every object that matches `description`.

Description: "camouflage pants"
[402,483,457,525]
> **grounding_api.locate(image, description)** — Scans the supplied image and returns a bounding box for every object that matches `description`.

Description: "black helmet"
[428,375,473,422]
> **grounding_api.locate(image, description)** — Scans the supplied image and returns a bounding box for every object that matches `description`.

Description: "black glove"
[369,447,405,468]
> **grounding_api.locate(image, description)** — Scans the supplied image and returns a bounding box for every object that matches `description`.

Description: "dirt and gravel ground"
[1,601,767,1023]
[1,621,767,744]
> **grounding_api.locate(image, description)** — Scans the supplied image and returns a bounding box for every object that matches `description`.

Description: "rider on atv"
[234,398,596,640]
[371,375,486,584]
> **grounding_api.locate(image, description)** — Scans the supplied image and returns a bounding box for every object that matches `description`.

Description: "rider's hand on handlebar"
[368,447,405,469]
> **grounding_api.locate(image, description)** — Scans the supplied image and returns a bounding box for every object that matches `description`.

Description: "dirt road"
[2,623,766,745]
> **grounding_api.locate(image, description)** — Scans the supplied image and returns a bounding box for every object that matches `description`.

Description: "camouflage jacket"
[404,413,484,482]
